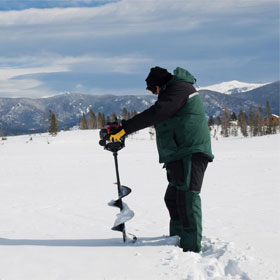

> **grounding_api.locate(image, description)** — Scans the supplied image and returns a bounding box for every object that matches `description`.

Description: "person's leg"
[164,184,181,236]
[177,189,202,252]
[178,155,208,252]
[164,159,186,238]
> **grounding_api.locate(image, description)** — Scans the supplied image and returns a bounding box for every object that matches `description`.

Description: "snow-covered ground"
[0,129,279,280]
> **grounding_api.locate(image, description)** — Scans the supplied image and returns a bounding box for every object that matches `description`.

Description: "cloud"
[0,0,117,10]
[5,0,273,31]
[0,53,153,97]
[0,53,152,77]
[0,3,199,38]
[0,0,277,26]
[0,0,278,97]
[1,0,277,55]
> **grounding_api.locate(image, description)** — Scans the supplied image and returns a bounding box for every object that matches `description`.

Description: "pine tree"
[208,115,215,131]
[248,106,255,136]
[97,112,103,129]
[48,110,58,136]
[122,107,129,120]
[87,109,96,129]
[216,116,222,126]
[221,107,230,137]
[265,100,272,134]
[0,126,5,140]
[48,109,52,128]
[53,114,58,135]
[111,112,118,122]
[208,115,215,126]
[131,110,138,118]
[238,110,248,137]
[229,112,238,136]
[255,106,264,136]
[79,113,88,130]
[230,112,237,121]
[101,113,106,127]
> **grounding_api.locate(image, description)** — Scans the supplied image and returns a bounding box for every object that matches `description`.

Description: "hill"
[0,81,278,135]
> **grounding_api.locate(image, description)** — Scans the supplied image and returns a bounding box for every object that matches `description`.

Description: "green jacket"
[155,71,214,163]
[122,67,214,163]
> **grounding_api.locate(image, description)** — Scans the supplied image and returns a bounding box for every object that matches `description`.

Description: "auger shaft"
[112,151,127,242]
[99,124,135,243]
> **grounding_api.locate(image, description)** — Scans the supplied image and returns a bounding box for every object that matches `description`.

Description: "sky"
[0,0,279,98]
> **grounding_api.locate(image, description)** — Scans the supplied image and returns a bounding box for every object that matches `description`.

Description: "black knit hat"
[145,67,173,91]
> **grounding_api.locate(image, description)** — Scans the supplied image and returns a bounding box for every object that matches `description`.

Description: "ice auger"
[99,122,136,243]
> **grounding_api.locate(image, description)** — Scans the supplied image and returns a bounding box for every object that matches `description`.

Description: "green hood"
[172,67,196,84]
[161,67,196,92]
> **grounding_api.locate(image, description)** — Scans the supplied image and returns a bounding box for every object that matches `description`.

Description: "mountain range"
[0,81,279,136]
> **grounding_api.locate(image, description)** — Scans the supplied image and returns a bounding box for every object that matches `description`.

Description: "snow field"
[0,129,279,280]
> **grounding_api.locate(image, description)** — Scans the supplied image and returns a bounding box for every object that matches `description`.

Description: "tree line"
[1,101,278,139]
[0,109,59,138]
[208,101,279,138]
[79,108,138,130]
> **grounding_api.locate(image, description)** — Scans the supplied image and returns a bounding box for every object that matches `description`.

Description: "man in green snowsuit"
[110,66,214,252]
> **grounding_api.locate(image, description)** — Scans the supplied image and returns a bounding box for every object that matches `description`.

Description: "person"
[109,66,214,253]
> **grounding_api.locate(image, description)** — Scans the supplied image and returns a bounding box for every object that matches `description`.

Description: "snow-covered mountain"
[0,81,279,136]
[198,81,279,118]
[0,94,157,135]
[197,80,267,95]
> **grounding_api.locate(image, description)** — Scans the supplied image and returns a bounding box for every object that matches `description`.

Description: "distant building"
[264,114,280,126]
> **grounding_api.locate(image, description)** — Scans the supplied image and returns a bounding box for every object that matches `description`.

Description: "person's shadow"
[0,236,178,247]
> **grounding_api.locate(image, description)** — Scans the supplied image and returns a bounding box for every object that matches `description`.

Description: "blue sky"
[0,0,279,97]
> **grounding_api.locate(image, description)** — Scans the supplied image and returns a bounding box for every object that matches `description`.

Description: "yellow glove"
[109,129,126,142]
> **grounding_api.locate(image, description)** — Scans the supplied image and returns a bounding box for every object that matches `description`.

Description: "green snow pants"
[164,154,208,253]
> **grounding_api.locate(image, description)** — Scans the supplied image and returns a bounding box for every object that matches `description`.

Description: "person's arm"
[122,81,196,134]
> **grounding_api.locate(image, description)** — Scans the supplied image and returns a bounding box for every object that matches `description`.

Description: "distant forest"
[78,107,137,130]
[77,100,279,138]
[208,101,279,137]
[1,101,279,140]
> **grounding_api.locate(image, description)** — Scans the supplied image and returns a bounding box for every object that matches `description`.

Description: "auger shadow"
[0,236,176,247]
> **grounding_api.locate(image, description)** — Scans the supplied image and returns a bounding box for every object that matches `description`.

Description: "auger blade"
[113,202,135,226]
[108,199,122,208]
[114,184,131,199]
[119,185,131,198]
[112,223,125,232]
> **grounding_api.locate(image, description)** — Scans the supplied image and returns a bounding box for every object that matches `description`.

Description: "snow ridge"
[198,80,266,95]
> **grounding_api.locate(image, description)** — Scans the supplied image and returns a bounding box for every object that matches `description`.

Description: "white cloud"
[0,53,153,97]
[0,1,208,33]
[0,0,277,45]
[0,53,152,77]
[69,54,153,73]
[0,0,278,97]
[0,64,68,80]
[0,77,55,98]
[0,0,277,26]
